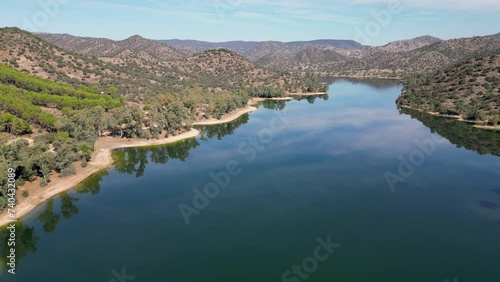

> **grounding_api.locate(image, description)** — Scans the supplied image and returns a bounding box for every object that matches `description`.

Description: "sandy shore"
[288,92,328,96]
[0,103,262,227]
[193,106,257,126]
[0,129,202,227]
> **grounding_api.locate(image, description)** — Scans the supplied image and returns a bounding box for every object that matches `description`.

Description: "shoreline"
[0,129,201,228]
[399,105,500,131]
[0,103,260,228]
[193,106,257,126]
[332,75,402,80]
[248,97,293,105]
[288,92,328,96]
[314,74,402,80]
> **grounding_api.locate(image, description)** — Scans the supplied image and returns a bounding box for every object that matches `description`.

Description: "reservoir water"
[2,78,500,282]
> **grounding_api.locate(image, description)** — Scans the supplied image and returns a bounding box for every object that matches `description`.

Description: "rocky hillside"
[376,36,442,52]
[167,34,498,79]
[255,46,346,74]
[37,33,187,61]
[353,34,500,75]
[38,32,500,79]
[0,28,324,101]
[159,35,448,78]
[267,34,500,78]
[161,49,299,91]
[397,52,500,125]
[0,27,145,95]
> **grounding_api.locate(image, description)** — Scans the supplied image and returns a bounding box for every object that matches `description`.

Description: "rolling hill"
[1,28,325,101]
[377,36,442,52]
[157,34,500,79]
[397,52,500,125]
[256,34,500,78]
[36,33,187,61]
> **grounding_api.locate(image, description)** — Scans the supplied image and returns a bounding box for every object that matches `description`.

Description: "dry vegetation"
[397,53,500,125]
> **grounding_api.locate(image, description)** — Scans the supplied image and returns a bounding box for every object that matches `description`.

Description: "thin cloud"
[75,1,225,24]
[232,0,366,25]
[350,0,500,10]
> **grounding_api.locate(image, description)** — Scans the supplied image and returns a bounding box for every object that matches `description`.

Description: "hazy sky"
[0,0,499,45]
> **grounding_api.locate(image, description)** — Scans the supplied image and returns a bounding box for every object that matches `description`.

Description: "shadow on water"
[400,107,500,157]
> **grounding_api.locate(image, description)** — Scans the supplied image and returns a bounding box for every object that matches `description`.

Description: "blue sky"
[0,0,499,45]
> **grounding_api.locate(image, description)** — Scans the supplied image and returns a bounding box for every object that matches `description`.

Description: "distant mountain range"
[1,28,323,101]
[158,39,364,57]
[36,32,500,79]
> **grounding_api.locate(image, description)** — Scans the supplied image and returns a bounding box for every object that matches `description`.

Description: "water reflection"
[320,77,402,90]
[196,114,249,140]
[4,78,500,281]
[400,107,500,157]
[37,193,80,232]
[0,170,109,272]
[38,199,60,233]
[75,170,109,195]
[112,138,200,177]
[292,95,329,104]
[400,108,500,225]
[0,222,39,273]
[260,100,287,110]
[60,193,79,219]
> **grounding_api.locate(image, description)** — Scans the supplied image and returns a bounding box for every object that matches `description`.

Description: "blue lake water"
[1,78,500,282]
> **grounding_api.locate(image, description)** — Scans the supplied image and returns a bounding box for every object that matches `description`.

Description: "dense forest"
[397,53,500,125]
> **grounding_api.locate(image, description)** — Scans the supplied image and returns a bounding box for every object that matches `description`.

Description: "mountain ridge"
[33,30,500,80]
[2,28,326,100]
